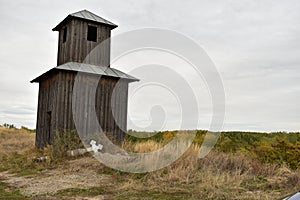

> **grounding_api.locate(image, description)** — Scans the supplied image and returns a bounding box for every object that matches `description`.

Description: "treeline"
[0,123,35,133]
[127,130,300,169]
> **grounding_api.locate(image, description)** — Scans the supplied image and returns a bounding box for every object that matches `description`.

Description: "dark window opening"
[63,27,67,43]
[87,25,97,42]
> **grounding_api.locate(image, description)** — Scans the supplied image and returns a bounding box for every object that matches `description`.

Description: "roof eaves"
[52,11,118,31]
[31,63,139,83]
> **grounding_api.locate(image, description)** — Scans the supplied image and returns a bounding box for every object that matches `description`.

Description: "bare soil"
[0,157,111,199]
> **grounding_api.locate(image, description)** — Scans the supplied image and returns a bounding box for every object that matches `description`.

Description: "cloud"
[0,0,299,131]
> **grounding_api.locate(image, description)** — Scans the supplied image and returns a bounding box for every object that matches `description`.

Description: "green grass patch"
[114,190,196,200]
[0,181,27,199]
[55,186,110,197]
[15,168,42,177]
[56,187,197,200]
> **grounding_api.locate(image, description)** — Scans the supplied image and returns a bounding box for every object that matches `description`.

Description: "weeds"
[51,130,84,159]
[1,128,300,199]
[0,181,27,199]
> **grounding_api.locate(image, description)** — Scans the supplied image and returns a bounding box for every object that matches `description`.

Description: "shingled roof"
[52,10,118,31]
[31,62,139,83]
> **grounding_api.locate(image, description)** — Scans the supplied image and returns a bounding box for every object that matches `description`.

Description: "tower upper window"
[63,27,67,43]
[87,25,97,42]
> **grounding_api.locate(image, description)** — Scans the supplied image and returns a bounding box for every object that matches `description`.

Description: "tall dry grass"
[0,127,55,174]
[0,127,35,154]
[0,128,299,199]
[117,140,300,199]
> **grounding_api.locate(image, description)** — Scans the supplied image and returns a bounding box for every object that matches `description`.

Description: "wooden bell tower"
[31,10,138,148]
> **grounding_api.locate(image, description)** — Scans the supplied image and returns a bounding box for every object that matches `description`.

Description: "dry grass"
[0,127,55,176]
[0,128,299,199]
[0,127,35,154]
[115,142,300,199]
[123,140,163,153]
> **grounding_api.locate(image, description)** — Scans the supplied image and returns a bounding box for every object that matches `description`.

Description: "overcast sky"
[0,0,299,132]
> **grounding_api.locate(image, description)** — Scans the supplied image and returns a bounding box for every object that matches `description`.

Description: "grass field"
[0,127,299,199]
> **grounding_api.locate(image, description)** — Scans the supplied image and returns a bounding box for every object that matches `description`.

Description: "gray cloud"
[0,0,299,131]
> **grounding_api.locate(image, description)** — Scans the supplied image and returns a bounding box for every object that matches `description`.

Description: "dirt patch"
[0,157,112,197]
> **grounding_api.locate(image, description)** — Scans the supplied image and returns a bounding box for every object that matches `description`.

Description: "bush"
[51,130,84,159]
[2,123,16,129]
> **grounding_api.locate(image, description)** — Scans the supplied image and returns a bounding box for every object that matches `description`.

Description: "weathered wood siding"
[36,72,59,148]
[36,71,129,148]
[57,19,112,67]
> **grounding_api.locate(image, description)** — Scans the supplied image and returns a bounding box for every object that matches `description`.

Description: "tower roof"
[53,10,118,31]
[31,62,139,83]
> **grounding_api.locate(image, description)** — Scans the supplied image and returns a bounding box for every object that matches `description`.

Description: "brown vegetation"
[0,127,35,154]
[0,127,299,199]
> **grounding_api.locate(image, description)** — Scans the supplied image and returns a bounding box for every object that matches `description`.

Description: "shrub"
[2,123,16,129]
[51,130,84,159]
